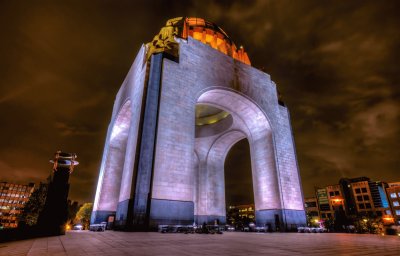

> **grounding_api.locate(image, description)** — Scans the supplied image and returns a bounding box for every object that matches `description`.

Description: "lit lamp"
[331,197,344,205]
[382,215,394,224]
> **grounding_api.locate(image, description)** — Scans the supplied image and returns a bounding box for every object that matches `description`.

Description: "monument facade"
[91,17,306,230]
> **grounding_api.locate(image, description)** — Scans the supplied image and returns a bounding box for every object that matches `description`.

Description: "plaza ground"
[1,231,399,256]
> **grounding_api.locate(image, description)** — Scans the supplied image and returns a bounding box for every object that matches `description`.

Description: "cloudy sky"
[0,0,399,205]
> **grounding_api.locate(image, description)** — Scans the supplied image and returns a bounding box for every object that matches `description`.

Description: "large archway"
[193,88,281,225]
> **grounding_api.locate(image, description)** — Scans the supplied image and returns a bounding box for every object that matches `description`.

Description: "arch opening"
[193,88,280,226]
[225,138,255,227]
[93,100,132,219]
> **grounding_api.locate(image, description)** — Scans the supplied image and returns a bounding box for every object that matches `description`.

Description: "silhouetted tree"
[353,217,382,234]
[66,200,80,226]
[19,183,48,226]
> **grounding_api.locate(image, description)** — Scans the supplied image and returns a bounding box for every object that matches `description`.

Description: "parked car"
[226,226,235,231]
[73,224,83,230]
[159,225,177,233]
[177,226,195,233]
[298,227,326,233]
[255,226,266,232]
[89,223,106,232]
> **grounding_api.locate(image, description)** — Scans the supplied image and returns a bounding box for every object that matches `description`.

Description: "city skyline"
[0,1,399,204]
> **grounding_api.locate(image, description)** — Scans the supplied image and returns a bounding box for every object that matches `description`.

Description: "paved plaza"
[1,231,399,256]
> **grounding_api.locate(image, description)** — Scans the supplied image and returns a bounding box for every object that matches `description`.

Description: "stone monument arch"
[92,17,306,231]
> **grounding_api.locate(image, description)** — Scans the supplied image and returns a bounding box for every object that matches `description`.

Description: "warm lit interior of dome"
[182,17,251,65]
[147,17,251,65]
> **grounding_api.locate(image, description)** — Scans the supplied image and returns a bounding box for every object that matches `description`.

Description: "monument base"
[149,199,194,228]
[256,209,306,231]
[195,215,226,226]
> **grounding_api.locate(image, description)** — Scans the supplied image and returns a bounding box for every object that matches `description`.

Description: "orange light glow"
[183,17,251,65]
[382,215,395,223]
[330,197,344,205]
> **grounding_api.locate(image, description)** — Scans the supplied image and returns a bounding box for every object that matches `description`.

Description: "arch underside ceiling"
[94,100,132,212]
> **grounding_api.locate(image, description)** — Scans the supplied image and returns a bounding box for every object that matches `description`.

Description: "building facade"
[309,177,397,226]
[91,17,306,231]
[386,182,400,225]
[0,182,35,228]
[304,197,319,224]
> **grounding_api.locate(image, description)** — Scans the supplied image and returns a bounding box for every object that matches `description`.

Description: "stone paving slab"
[0,231,399,256]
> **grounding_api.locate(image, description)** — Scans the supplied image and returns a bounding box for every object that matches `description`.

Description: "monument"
[37,151,78,235]
[91,17,306,231]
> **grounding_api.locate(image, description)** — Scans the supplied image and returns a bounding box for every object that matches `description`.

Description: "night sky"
[1,1,399,205]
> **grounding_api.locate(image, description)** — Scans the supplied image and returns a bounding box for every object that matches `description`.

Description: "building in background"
[0,182,35,229]
[236,204,255,221]
[315,188,331,219]
[339,177,370,216]
[340,177,391,218]
[386,182,400,225]
[369,181,390,218]
[309,177,397,227]
[304,197,319,225]
[226,204,255,227]
[317,184,345,221]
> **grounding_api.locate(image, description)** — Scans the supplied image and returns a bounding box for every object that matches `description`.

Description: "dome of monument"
[182,17,250,65]
[147,17,251,65]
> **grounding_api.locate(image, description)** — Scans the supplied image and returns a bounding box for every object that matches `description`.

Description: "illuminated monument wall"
[91,17,306,230]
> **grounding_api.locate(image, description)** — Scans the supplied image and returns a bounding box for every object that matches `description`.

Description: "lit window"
[391,193,397,198]
[394,201,400,207]
[386,210,392,215]
[398,192,400,197]
[396,210,400,216]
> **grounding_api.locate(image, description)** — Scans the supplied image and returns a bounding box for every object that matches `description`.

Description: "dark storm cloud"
[0,0,399,203]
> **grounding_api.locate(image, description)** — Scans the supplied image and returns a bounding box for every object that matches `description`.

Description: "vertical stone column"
[132,53,163,229]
